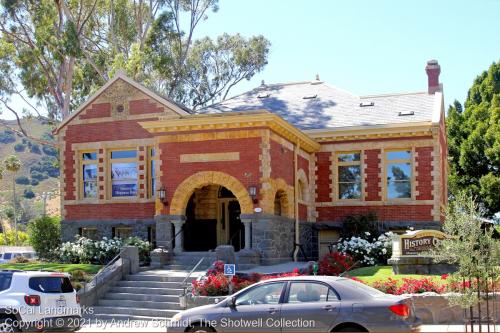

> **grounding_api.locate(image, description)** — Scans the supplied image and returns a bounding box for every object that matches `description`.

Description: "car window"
[29,277,74,293]
[0,272,13,292]
[339,278,385,297]
[235,282,285,306]
[287,282,337,303]
[3,253,12,260]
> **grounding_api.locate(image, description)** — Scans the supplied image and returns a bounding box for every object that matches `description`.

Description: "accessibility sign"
[224,264,236,276]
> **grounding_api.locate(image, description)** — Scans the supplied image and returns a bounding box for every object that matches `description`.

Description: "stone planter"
[187,294,226,308]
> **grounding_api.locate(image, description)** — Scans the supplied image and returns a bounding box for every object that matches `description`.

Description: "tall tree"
[0,0,270,141]
[446,61,500,217]
[3,155,21,245]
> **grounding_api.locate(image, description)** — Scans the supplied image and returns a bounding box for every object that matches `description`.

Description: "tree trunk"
[12,175,17,246]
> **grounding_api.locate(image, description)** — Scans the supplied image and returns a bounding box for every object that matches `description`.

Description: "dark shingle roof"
[200,80,438,130]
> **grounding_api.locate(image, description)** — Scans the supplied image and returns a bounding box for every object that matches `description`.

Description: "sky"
[2,0,500,120]
[195,0,500,108]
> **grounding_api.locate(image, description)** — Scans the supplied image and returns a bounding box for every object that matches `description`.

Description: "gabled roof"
[54,72,190,134]
[200,80,442,130]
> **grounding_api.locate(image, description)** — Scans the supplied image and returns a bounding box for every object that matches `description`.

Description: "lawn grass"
[347,265,443,284]
[0,263,102,274]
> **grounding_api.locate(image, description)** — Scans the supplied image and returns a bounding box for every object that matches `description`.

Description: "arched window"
[297,179,306,201]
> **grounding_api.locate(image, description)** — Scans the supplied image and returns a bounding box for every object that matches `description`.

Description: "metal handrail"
[80,252,122,293]
[181,257,206,286]
[167,224,184,248]
[227,229,241,246]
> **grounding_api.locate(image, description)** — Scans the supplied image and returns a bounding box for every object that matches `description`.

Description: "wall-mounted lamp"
[157,186,168,205]
[248,186,258,204]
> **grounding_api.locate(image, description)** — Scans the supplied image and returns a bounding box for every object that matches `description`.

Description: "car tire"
[335,326,366,332]
[188,325,215,332]
[0,318,18,332]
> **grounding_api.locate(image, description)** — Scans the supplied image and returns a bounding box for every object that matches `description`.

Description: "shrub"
[42,145,58,157]
[27,216,61,260]
[342,212,379,239]
[371,278,399,294]
[0,231,29,246]
[10,256,31,264]
[15,176,30,185]
[59,236,151,265]
[30,179,39,186]
[123,236,151,263]
[0,130,15,144]
[23,189,35,199]
[14,143,26,152]
[336,232,393,266]
[318,252,354,276]
[29,143,41,154]
[31,170,48,181]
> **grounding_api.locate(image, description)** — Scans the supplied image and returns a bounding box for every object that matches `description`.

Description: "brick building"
[55,60,447,263]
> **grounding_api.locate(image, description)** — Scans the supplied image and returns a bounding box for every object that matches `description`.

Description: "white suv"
[0,270,82,332]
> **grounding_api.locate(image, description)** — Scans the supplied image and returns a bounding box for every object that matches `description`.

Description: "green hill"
[0,118,59,204]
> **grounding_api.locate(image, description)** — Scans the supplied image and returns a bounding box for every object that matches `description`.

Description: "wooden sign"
[400,230,448,256]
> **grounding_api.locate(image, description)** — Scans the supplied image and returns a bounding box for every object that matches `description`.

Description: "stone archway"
[170,171,254,215]
[260,178,294,218]
[296,169,310,202]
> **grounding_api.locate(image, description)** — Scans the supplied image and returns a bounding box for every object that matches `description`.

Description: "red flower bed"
[371,277,445,295]
[318,252,354,276]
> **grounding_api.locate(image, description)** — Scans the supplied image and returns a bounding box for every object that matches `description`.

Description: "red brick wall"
[270,140,294,186]
[316,205,434,222]
[63,118,157,201]
[79,103,111,119]
[315,152,331,202]
[364,149,381,201]
[416,146,434,200]
[129,99,164,115]
[298,155,309,179]
[160,137,262,214]
[65,203,155,220]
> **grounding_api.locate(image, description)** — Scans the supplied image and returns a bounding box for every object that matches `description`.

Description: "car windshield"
[339,278,386,297]
[29,277,74,293]
[0,272,13,292]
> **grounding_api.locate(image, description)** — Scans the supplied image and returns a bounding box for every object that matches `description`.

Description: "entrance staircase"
[88,267,204,322]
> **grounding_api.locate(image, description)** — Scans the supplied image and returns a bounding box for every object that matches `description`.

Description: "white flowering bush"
[337,232,393,266]
[59,236,150,264]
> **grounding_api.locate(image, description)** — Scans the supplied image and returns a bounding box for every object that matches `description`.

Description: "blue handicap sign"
[224,264,236,276]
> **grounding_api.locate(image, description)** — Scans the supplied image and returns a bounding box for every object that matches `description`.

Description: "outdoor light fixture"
[157,186,168,205]
[248,186,258,203]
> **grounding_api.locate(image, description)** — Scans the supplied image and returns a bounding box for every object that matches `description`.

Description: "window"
[110,149,138,198]
[0,272,13,292]
[297,179,306,201]
[80,227,99,240]
[287,282,337,303]
[81,151,97,198]
[29,277,74,293]
[148,147,157,198]
[337,152,362,200]
[235,282,285,306]
[274,191,285,216]
[386,150,412,199]
[113,227,133,239]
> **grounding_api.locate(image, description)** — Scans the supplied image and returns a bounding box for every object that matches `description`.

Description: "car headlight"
[171,312,183,322]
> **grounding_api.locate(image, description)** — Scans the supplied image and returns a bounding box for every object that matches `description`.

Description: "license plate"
[56,299,66,307]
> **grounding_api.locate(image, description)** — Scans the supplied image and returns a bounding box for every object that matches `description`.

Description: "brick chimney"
[425,59,441,94]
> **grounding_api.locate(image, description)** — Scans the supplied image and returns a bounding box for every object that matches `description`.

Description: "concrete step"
[162,264,196,271]
[116,280,182,288]
[91,306,180,318]
[98,299,181,310]
[105,293,180,303]
[126,274,186,283]
[110,286,183,295]
[85,313,171,322]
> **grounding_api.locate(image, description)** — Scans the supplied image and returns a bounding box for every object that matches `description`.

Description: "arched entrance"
[184,185,244,251]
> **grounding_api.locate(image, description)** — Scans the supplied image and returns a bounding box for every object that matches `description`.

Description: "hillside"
[0,118,60,214]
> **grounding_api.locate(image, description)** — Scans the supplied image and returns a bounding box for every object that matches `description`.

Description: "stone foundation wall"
[250,213,295,265]
[61,219,155,242]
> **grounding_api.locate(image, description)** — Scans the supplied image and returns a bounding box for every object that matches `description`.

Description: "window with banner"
[386,149,412,199]
[337,151,362,200]
[148,147,157,198]
[81,152,97,199]
[110,149,138,198]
